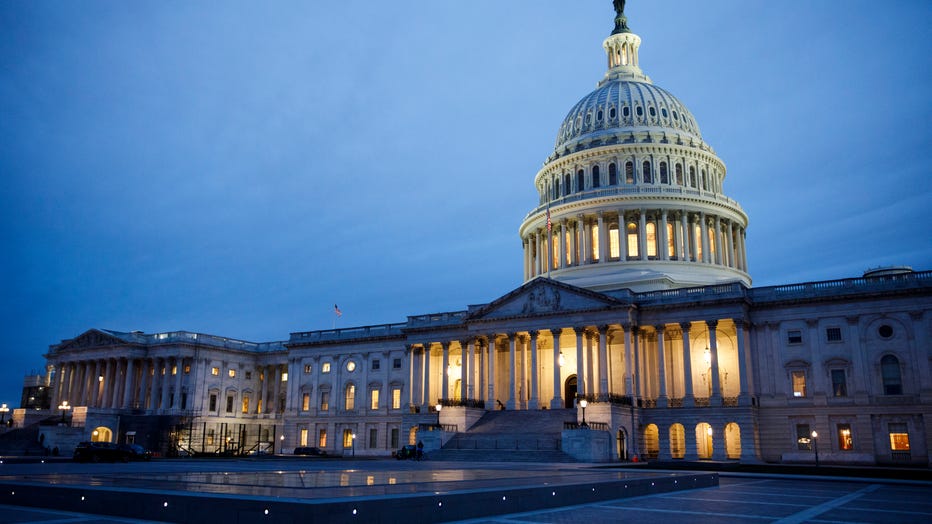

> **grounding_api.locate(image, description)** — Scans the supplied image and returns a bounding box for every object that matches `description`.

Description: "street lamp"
[579,399,589,428]
[811,430,819,467]
[435,403,442,427]
[280,434,285,454]
[0,403,9,425]
[351,433,356,457]
[58,401,71,424]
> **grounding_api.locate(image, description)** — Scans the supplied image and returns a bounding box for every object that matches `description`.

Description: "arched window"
[689,166,697,188]
[701,169,708,190]
[881,355,902,395]
[344,383,356,410]
[626,222,639,258]
[646,221,657,258]
[642,161,652,184]
[608,162,617,185]
[592,165,600,188]
[577,169,585,192]
[659,162,669,184]
[625,161,635,184]
[564,173,571,194]
[554,178,561,199]
[675,163,683,185]
[669,424,685,459]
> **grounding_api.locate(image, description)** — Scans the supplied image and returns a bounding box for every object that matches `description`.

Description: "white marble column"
[656,325,668,407]
[735,320,751,405]
[486,336,496,406]
[122,359,135,408]
[551,328,563,409]
[660,211,669,261]
[638,210,647,260]
[441,342,450,401]
[459,340,469,402]
[529,331,539,409]
[708,321,721,399]
[574,327,585,400]
[597,212,607,263]
[680,323,695,407]
[507,334,517,410]
[598,326,609,395]
[422,344,431,408]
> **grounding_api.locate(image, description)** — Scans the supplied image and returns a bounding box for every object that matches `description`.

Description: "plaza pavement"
[0,457,929,523]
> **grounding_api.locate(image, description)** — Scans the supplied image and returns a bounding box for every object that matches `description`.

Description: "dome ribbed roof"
[554,79,703,154]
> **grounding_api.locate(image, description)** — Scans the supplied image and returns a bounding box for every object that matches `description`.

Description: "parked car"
[293,446,327,456]
[73,441,130,463]
[395,444,418,460]
[119,444,152,461]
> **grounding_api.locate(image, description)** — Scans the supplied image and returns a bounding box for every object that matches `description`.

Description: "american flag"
[546,208,552,232]
[334,304,342,317]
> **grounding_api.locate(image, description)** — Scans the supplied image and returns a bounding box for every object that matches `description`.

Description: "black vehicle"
[73,441,130,463]
[119,444,152,461]
[395,444,418,460]
[293,446,327,456]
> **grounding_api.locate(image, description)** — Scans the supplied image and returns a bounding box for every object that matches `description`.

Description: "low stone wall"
[562,428,612,462]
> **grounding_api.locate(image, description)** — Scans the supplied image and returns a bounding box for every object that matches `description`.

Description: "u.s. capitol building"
[25,3,932,466]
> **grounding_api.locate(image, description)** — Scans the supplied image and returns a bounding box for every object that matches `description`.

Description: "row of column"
[408,319,750,411]
[523,209,748,280]
[50,356,189,412]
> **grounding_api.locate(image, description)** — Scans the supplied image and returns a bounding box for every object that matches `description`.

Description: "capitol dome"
[519,5,750,293]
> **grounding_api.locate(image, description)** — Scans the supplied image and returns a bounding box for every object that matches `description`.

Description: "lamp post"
[351,433,356,457]
[280,434,285,455]
[58,401,71,425]
[435,403,442,427]
[579,399,589,428]
[811,430,819,467]
[0,403,9,425]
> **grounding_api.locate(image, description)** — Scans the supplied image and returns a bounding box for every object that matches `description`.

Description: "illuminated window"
[370,388,380,410]
[304,364,312,374]
[708,227,716,260]
[591,165,600,188]
[322,362,331,373]
[608,162,617,185]
[837,424,853,451]
[346,361,356,372]
[228,369,236,378]
[319,391,329,411]
[242,395,249,413]
[796,424,811,450]
[590,223,599,260]
[694,223,703,260]
[659,162,668,183]
[667,222,675,258]
[206,429,215,446]
[625,161,635,184]
[171,365,178,376]
[565,230,573,265]
[343,429,354,448]
[627,222,639,258]
[392,388,401,410]
[642,161,652,183]
[609,224,620,259]
[211,367,219,376]
[646,222,657,258]
[881,355,902,395]
[552,232,559,269]
[318,429,327,448]
[281,372,288,382]
[300,428,308,447]
[675,163,683,185]
[888,423,909,451]
[826,327,842,342]
[831,369,847,397]
[302,393,310,411]
[184,364,191,374]
[344,384,356,410]
[792,371,807,398]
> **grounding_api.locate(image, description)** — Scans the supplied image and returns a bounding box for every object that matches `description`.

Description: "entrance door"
[564,375,577,409]
[617,429,628,461]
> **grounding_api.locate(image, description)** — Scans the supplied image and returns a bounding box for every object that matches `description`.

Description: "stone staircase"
[431,409,578,463]
[0,424,46,456]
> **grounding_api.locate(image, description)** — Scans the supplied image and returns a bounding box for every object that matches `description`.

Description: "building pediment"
[55,329,140,351]
[466,277,627,321]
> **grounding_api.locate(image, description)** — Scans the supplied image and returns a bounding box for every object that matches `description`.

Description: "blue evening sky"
[1,1,930,407]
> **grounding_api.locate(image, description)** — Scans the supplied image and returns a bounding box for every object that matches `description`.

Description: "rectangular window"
[646,222,657,257]
[627,224,638,258]
[837,424,853,451]
[667,222,675,258]
[228,369,236,378]
[225,395,234,413]
[826,327,842,342]
[831,369,847,397]
[318,429,327,448]
[591,223,599,260]
[206,429,215,446]
[281,372,288,382]
[345,385,355,410]
[302,393,310,411]
[390,428,399,449]
[392,387,402,410]
[796,424,812,451]
[551,232,559,269]
[257,399,263,414]
[320,391,329,411]
[211,367,219,376]
[183,364,191,374]
[369,428,377,449]
[787,330,803,344]
[792,371,807,398]
[300,428,308,447]
[889,423,910,451]
[393,358,402,369]
[322,363,331,373]
[242,395,249,413]
[370,389,379,410]
[343,429,354,448]
[609,225,620,259]
[304,364,312,374]
[171,365,177,376]
[371,359,380,371]
[245,371,252,380]
[565,230,573,264]
[209,394,217,412]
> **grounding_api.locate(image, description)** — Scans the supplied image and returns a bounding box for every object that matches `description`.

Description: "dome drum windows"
[564,173,572,195]
[675,164,684,185]
[608,162,617,185]
[689,166,697,188]
[592,165,600,188]
[626,222,639,259]
[659,162,669,184]
[625,161,635,184]
[577,169,585,192]
[642,161,653,184]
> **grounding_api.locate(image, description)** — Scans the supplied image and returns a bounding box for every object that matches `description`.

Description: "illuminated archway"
[91,426,112,443]
[669,423,686,459]
[725,422,741,459]
[643,424,659,459]
[696,422,713,459]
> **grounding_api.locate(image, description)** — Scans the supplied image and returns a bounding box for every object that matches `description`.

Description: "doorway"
[617,428,628,461]
[564,375,577,408]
